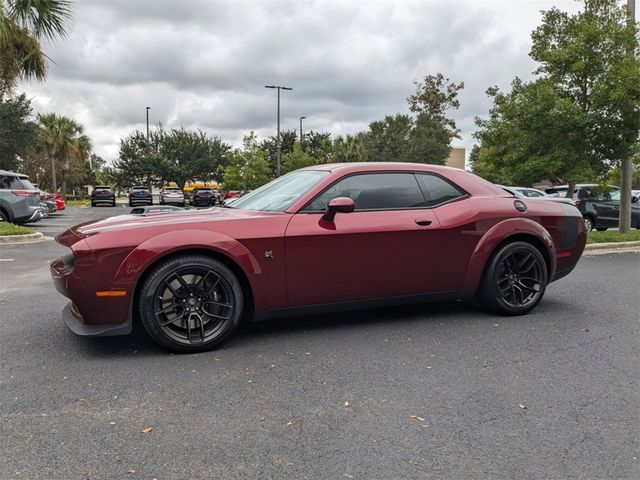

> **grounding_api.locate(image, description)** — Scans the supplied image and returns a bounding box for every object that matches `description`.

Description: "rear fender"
[463,218,556,291]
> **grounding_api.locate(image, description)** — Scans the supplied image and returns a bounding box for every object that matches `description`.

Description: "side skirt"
[252,290,473,322]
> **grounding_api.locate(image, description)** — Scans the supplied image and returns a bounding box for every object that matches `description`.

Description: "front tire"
[138,254,244,353]
[583,216,594,232]
[477,241,548,316]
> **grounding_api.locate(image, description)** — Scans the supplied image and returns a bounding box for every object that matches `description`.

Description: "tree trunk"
[566,180,576,199]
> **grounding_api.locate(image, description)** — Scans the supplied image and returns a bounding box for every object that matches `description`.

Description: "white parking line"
[0,258,15,262]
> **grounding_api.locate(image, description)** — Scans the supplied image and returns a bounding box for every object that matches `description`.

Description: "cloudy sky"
[19,0,582,163]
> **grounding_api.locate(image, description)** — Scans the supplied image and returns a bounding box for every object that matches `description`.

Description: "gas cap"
[514,200,527,212]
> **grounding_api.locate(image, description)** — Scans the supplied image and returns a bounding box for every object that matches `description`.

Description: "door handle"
[414,218,432,226]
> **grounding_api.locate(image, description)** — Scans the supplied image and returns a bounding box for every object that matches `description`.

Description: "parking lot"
[1,205,639,479]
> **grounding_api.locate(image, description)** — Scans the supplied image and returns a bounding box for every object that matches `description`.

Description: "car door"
[589,187,618,227]
[284,172,446,307]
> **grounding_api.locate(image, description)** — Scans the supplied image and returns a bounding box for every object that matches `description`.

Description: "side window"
[415,174,466,207]
[0,175,11,189]
[304,173,426,211]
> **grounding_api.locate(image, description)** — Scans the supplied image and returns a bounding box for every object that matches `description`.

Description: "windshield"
[230,170,329,212]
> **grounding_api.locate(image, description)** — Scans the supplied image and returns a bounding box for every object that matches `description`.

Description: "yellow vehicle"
[183,181,219,193]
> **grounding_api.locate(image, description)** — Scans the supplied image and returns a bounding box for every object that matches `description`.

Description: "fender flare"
[463,218,556,291]
[112,229,262,287]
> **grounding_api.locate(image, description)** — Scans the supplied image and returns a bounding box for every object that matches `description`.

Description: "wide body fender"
[462,218,556,292]
[110,230,265,318]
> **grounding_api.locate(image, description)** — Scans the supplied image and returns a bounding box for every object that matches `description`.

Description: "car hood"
[56,207,284,247]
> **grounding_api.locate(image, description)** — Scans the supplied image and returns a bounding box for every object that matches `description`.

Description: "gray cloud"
[20,0,582,162]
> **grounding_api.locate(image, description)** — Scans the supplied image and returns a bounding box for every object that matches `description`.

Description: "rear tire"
[0,209,9,222]
[138,254,244,353]
[595,227,608,232]
[477,241,548,316]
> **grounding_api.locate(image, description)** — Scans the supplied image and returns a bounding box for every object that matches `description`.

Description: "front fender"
[111,229,262,286]
[463,218,556,292]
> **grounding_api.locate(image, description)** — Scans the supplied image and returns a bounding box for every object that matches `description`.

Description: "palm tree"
[0,0,72,98]
[37,113,88,194]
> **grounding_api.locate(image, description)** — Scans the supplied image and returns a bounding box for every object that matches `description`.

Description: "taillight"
[13,190,38,196]
[575,199,582,206]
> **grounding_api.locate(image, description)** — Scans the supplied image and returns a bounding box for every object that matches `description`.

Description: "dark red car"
[51,163,586,352]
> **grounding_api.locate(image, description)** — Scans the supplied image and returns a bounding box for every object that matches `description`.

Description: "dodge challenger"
[51,163,586,352]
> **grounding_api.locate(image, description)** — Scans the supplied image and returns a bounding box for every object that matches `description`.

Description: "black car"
[128,186,153,206]
[189,188,215,207]
[91,186,116,207]
[545,184,640,231]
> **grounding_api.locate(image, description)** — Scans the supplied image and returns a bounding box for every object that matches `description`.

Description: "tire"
[91,202,96,207]
[111,201,116,207]
[595,227,608,232]
[583,216,594,232]
[477,241,548,316]
[128,202,133,207]
[138,254,244,353]
[0,208,9,222]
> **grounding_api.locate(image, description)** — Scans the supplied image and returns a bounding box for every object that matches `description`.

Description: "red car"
[54,194,65,211]
[51,163,586,353]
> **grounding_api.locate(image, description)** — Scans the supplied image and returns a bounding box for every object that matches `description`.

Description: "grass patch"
[0,222,34,236]
[65,199,90,207]
[586,230,640,244]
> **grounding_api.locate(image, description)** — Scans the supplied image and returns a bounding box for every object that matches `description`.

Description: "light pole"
[265,85,292,176]
[145,106,150,144]
[299,116,306,145]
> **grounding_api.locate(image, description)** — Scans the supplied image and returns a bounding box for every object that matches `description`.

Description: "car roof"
[132,185,149,189]
[0,169,29,178]
[94,185,112,189]
[300,162,463,174]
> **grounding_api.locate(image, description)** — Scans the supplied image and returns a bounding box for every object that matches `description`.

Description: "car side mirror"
[632,196,638,203]
[322,197,355,222]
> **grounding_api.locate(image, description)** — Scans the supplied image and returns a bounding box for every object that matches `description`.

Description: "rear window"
[94,186,112,191]
[0,174,34,190]
[133,187,150,191]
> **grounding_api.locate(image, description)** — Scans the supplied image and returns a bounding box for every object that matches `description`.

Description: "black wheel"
[477,241,548,315]
[111,201,116,207]
[583,216,594,232]
[0,209,9,222]
[128,202,133,207]
[91,202,96,207]
[595,227,608,232]
[139,254,244,353]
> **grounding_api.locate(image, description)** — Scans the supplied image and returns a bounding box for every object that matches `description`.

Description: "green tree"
[222,132,271,190]
[158,128,230,188]
[330,133,367,163]
[0,93,37,170]
[363,114,413,162]
[36,113,89,194]
[303,130,333,163]
[281,145,315,174]
[260,130,297,175]
[475,0,640,195]
[0,0,72,98]
[112,129,164,188]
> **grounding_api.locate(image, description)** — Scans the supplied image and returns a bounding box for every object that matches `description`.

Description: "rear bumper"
[16,208,42,224]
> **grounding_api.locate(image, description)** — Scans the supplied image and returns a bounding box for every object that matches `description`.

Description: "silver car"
[0,170,43,224]
[159,186,185,206]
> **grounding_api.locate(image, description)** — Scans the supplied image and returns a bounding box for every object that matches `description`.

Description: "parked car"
[53,194,66,211]
[51,163,586,353]
[128,186,153,206]
[498,185,576,206]
[545,184,640,231]
[223,190,241,201]
[0,169,42,224]
[160,186,185,206]
[91,186,116,207]
[632,190,640,203]
[189,188,216,207]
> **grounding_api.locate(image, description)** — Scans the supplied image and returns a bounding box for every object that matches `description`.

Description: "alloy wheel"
[496,249,544,309]
[152,266,236,346]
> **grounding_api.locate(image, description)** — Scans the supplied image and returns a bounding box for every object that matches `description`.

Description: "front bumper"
[62,302,132,336]
[51,253,133,337]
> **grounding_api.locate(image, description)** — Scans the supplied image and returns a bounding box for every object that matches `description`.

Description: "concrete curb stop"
[583,240,640,255]
[0,232,50,244]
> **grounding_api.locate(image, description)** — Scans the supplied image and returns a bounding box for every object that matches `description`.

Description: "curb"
[583,240,640,255]
[0,232,50,244]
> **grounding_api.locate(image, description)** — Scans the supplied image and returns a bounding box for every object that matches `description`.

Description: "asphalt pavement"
[1,206,639,479]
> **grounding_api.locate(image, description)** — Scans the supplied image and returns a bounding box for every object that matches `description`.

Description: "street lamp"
[265,85,292,176]
[145,106,151,144]
[299,116,306,145]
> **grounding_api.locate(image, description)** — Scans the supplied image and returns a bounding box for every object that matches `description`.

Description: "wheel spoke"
[517,253,533,271]
[159,311,184,327]
[158,302,179,315]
